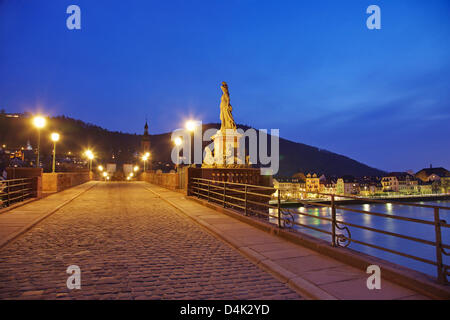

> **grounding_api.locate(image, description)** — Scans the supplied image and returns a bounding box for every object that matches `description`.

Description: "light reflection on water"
[270,200,450,277]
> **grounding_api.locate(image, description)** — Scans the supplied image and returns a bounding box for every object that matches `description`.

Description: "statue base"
[203,129,248,168]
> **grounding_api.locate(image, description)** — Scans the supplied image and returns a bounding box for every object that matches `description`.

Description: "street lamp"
[142,152,150,171]
[174,137,182,170]
[85,150,94,171]
[186,120,197,132]
[98,165,104,172]
[133,165,139,172]
[50,132,60,173]
[32,116,46,168]
[185,120,199,165]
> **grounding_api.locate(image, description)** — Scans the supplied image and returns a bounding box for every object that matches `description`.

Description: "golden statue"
[219,81,236,131]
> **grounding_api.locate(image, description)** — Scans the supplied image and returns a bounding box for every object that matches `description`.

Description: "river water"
[270,201,450,277]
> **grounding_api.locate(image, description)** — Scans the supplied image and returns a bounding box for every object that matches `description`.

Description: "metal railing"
[190,178,450,284]
[0,178,34,208]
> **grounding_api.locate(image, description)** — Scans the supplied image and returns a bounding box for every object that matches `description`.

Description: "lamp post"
[142,155,147,171]
[85,150,94,172]
[174,137,182,171]
[50,132,60,173]
[142,152,150,171]
[185,120,197,165]
[88,154,93,171]
[32,116,46,168]
[98,165,104,181]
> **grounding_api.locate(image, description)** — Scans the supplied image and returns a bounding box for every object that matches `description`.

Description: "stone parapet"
[139,171,180,190]
[42,171,90,193]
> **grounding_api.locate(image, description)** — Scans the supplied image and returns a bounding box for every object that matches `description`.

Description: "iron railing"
[190,178,450,284]
[0,178,34,208]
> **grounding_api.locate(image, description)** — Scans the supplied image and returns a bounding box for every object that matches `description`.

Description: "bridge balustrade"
[0,178,35,208]
[189,177,450,285]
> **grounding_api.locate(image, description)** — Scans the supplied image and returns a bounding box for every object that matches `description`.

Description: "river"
[270,200,450,277]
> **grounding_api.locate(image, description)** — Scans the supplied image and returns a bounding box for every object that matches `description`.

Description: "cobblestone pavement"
[0,182,302,300]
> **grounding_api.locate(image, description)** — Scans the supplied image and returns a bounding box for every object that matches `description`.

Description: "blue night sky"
[1,0,449,172]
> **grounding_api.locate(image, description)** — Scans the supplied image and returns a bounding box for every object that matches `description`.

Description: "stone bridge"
[0,181,440,300]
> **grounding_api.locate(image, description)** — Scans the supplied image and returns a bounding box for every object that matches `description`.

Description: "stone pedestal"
[208,130,244,167]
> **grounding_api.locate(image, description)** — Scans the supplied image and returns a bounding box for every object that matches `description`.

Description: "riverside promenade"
[0,181,433,299]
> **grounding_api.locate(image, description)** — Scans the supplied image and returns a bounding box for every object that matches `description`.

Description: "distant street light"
[142,152,150,171]
[127,172,134,181]
[133,166,139,172]
[98,165,104,172]
[50,132,60,173]
[174,137,182,146]
[32,116,46,168]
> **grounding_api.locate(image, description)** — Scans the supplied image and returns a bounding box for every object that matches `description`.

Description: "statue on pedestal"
[219,82,236,131]
[203,81,248,168]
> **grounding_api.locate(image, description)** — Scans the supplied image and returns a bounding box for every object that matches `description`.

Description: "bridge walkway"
[145,183,430,300]
[0,182,300,299]
[0,181,429,299]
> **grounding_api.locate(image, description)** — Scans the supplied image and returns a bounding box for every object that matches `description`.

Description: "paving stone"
[299,265,363,285]
[319,277,417,300]
[0,182,302,300]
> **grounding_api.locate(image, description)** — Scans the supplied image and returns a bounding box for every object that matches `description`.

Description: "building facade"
[336,176,360,195]
[381,172,418,194]
[306,173,320,196]
[273,177,306,200]
[320,177,337,194]
[415,166,450,194]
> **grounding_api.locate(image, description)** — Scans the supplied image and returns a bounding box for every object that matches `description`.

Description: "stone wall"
[186,167,272,195]
[139,171,181,190]
[42,171,90,193]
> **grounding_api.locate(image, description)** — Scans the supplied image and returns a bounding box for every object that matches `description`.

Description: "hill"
[0,113,385,177]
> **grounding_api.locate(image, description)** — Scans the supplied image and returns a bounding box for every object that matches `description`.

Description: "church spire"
[141,118,151,157]
[144,118,149,135]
